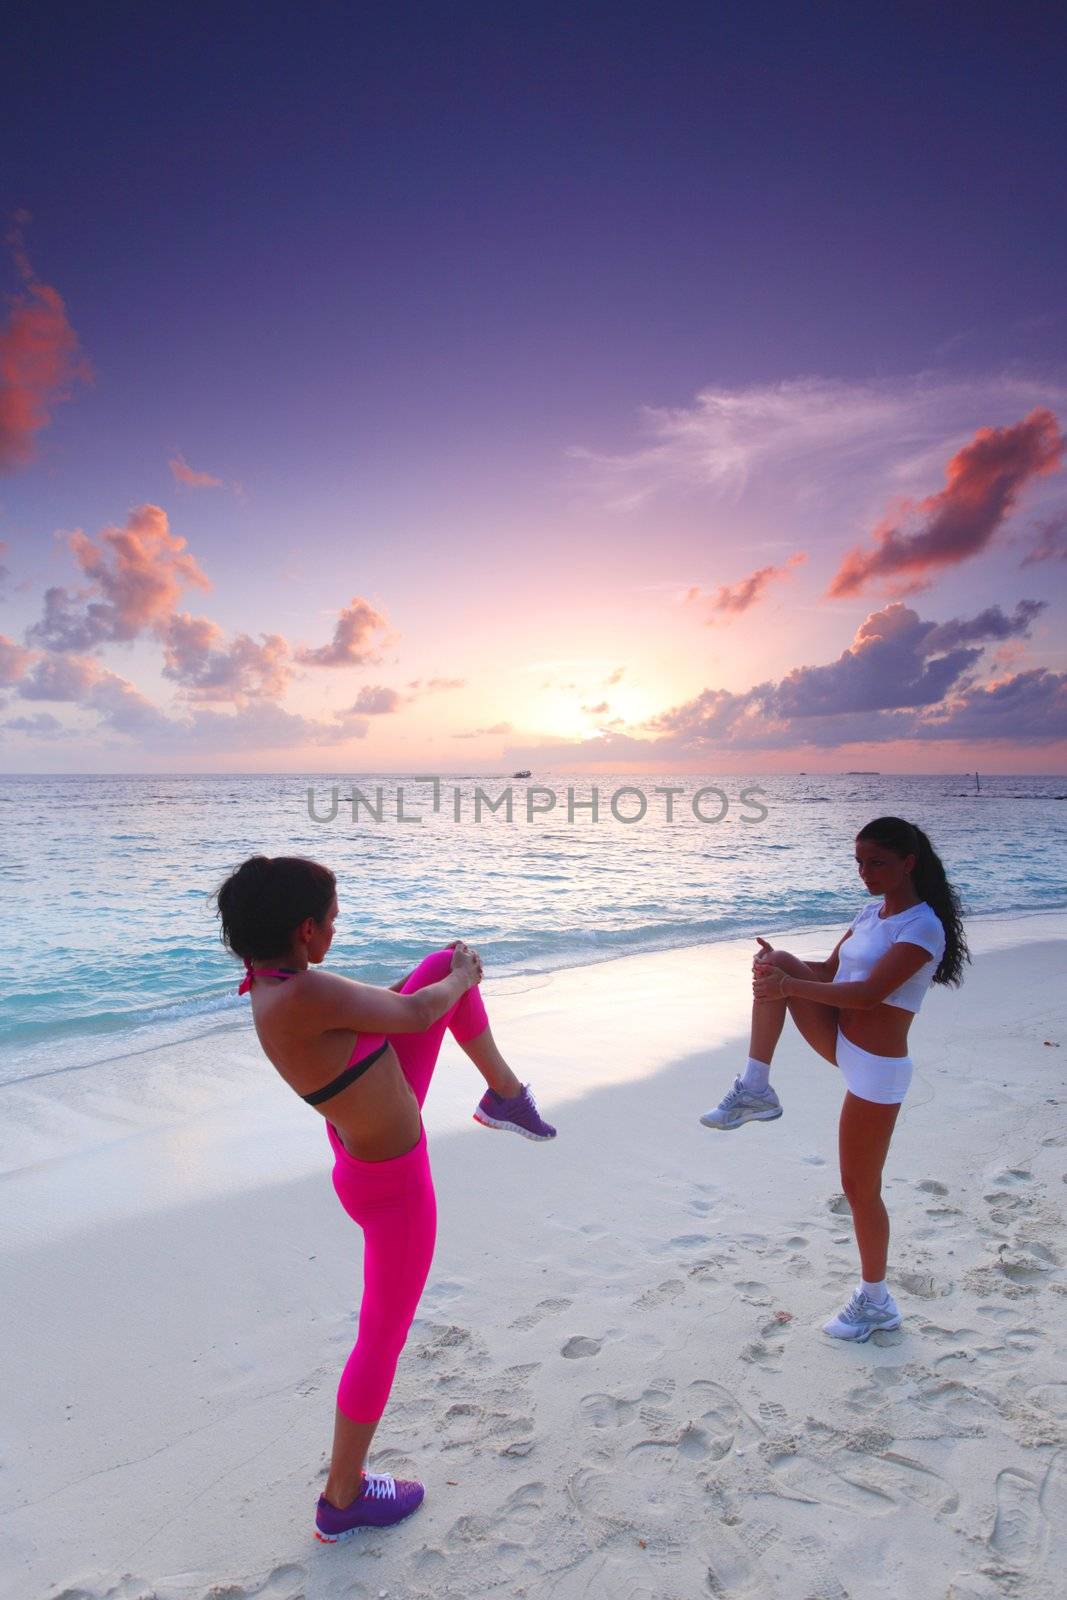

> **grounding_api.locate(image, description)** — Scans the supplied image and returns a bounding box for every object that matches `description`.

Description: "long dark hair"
[210,854,336,965]
[856,817,969,987]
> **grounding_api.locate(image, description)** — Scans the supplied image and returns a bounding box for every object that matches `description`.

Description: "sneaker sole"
[699,1107,783,1130]
[472,1109,556,1140]
[315,1503,425,1540]
[823,1314,903,1342]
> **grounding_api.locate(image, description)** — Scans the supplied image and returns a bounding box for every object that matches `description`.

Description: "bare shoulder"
[298,967,430,1035]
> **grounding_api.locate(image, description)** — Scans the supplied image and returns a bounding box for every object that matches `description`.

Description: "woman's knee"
[403,948,455,990]
[766,950,814,977]
[841,1168,882,1206]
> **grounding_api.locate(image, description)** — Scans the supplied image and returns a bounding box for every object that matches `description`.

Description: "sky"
[2,0,1066,774]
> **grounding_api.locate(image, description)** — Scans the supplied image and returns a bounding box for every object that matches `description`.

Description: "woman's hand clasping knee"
[447,939,483,989]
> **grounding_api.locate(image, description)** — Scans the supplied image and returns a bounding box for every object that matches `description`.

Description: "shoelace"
[720,1078,746,1107]
[840,1292,879,1323]
[361,1472,396,1500]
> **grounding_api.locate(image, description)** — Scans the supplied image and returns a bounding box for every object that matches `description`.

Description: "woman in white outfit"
[701,817,968,1340]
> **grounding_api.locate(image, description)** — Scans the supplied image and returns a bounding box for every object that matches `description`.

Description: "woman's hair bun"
[210,854,336,964]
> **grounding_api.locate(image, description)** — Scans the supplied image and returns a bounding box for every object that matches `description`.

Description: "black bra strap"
[302,1040,390,1106]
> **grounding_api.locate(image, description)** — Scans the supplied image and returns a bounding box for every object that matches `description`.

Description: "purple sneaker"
[473,1083,557,1140]
[314,1472,425,1541]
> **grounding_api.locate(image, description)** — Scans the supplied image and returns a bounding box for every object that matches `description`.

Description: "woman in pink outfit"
[211,854,555,1543]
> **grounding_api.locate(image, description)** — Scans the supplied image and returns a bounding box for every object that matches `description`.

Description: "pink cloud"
[0,631,34,685]
[828,408,1064,598]
[9,641,359,750]
[169,453,224,489]
[915,667,1067,743]
[16,650,110,701]
[405,676,466,693]
[295,597,389,667]
[0,214,91,470]
[160,612,293,705]
[691,552,807,620]
[347,685,404,715]
[452,721,512,739]
[631,599,1046,751]
[27,504,211,651]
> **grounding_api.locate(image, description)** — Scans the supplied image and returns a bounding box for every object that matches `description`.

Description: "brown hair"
[210,854,336,964]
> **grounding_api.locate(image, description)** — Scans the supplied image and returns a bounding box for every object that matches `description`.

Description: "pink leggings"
[325,948,489,1423]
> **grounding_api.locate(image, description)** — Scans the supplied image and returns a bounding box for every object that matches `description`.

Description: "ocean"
[2,770,1065,1092]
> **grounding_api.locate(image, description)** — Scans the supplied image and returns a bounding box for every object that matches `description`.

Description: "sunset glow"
[2,10,1065,774]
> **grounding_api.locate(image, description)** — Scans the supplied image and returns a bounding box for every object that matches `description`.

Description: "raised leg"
[756,949,840,1069]
[838,1092,901,1280]
[456,1021,521,1098]
[392,948,491,1108]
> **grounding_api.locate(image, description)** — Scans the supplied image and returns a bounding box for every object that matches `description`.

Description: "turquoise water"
[2,770,1065,1088]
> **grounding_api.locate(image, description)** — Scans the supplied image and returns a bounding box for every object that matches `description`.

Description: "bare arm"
[753,931,852,983]
[762,941,933,1010]
[307,943,482,1034]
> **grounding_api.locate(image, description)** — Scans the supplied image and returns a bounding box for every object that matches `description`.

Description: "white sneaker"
[823,1289,902,1342]
[700,1075,783,1131]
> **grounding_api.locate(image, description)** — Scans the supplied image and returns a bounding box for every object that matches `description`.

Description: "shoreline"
[4,901,1065,1096]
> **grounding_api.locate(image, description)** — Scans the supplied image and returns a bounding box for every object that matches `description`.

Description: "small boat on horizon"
[511,769,532,779]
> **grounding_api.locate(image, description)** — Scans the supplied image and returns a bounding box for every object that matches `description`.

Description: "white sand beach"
[2,912,1066,1600]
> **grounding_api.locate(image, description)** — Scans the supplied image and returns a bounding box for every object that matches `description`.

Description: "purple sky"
[2,2,1066,772]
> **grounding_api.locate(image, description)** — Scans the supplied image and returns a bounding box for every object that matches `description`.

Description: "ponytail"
[856,817,970,987]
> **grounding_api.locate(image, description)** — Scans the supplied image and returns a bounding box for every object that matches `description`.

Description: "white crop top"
[833,900,946,1013]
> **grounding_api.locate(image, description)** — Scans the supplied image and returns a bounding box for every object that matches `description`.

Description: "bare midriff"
[838,1000,913,1058]
[249,979,423,1161]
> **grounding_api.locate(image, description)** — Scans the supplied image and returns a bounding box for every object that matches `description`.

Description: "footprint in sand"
[508,1295,573,1331]
[990,1466,1046,1566]
[769,1420,958,1517]
[897,1269,950,1299]
[687,1252,736,1284]
[759,1311,795,1340]
[741,1338,785,1370]
[994,1246,1055,1287]
[759,1400,789,1424]
[841,1450,959,1514]
[782,1534,851,1600]
[914,1374,1004,1426]
[1027,1381,1067,1418]
[634,1279,686,1310]
[566,1464,689,1557]
[579,1387,672,1429]
[826,1193,851,1216]
[734,1279,773,1306]
[917,1178,949,1196]
[216,1566,310,1599]
[687,1378,759,1458]
[561,1335,603,1359]
[413,1545,450,1579]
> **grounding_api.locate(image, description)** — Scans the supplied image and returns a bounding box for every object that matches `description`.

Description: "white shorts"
[835,1027,913,1105]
